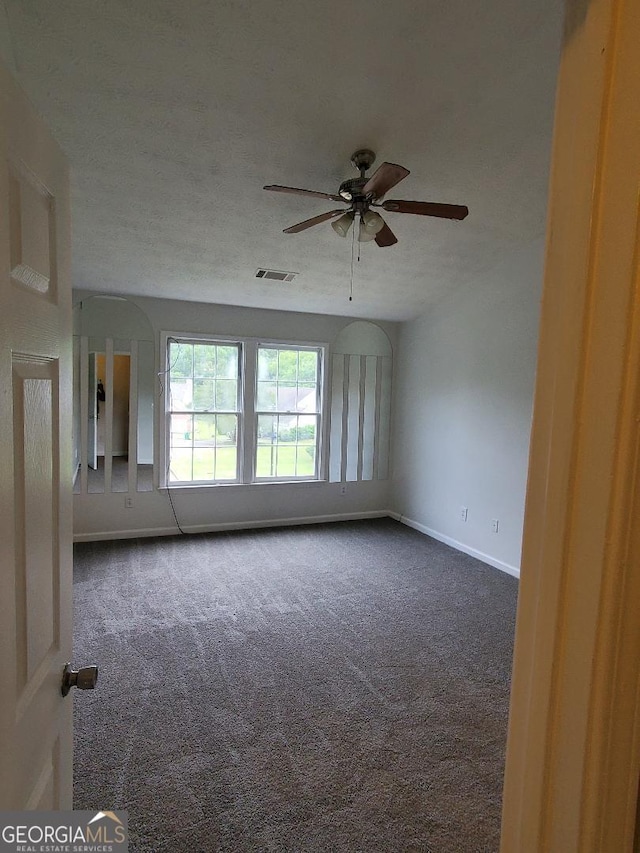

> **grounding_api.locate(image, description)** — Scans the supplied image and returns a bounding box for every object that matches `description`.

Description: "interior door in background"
[0,60,74,808]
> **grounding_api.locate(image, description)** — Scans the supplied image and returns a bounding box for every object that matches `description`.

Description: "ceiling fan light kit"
[331,211,355,238]
[358,221,377,243]
[265,150,469,248]
[361,209,385,235]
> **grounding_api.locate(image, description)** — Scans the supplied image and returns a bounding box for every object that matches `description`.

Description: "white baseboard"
[73,509,392,543]
[73,512,521,578]
[388,511,520,579]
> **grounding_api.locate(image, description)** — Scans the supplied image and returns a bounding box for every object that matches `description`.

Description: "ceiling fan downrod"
[350,148,376,177]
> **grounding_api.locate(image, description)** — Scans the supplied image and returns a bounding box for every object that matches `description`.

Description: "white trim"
[157,477,329,491]
[388,511,520,578]
[73,509,392,542]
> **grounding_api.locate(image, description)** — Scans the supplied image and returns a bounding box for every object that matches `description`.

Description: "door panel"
[12,358,59,693]
[8,160,56,297]
[0,60,72,809]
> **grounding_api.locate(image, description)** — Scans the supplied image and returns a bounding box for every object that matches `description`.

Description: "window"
[162,335,324,486]
[166,339,241,483]
[255,346,321,480]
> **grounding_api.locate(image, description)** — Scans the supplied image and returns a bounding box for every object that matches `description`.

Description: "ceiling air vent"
[255,268,298,283]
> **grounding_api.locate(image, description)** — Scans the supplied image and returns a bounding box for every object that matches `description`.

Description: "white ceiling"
[4,0,563,321]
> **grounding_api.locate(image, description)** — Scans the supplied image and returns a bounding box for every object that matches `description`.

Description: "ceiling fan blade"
[283,209,346,234]
[381,200,469,220]
[362,162,410,199]
[264,184,345,203]
[375,221,398,247]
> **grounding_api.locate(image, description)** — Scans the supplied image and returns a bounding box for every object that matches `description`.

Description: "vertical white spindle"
[104,338,114,492]
[362,355,377,481]
[376,356,392,480]
[128,339,138,493]
[79,336,89,494]
[329,354,345,483]
[346,354,361,482]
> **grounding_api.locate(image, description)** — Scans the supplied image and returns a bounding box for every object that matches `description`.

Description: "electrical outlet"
[339,485,347,496]
[460,506,468,522]
[491,518,499,533]
[125,496,134,508]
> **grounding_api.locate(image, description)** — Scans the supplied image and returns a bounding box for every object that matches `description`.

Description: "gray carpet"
[73,519,517,852]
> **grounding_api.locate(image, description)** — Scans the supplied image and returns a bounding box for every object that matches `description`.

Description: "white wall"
[134,296,397,350]
[391,239,544,575]
[73,293,398,540]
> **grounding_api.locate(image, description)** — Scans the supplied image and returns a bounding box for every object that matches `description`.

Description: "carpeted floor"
[73,519,518,852]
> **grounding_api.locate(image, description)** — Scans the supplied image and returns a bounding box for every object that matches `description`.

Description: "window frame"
[161,332,245,487]
[160,331,327,488]
[253,343,324,483]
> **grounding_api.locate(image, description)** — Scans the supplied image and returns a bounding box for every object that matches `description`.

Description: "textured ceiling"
[4,0,563,321]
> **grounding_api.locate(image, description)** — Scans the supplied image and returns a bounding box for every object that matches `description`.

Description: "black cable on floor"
[166,482,187,535]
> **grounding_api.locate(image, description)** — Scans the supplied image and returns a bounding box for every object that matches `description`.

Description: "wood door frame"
[501,0,640,848]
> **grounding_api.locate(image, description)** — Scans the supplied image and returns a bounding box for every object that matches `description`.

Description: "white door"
[87,352,98,469]
[0,60,74,808]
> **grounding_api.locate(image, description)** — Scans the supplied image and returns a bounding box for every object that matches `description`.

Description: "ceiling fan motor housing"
[339,176,369,202]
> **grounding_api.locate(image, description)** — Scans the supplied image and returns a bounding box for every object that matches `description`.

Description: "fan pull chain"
[349,218,356,301]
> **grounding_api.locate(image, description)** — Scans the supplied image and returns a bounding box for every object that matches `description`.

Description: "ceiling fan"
[264,149,469,247]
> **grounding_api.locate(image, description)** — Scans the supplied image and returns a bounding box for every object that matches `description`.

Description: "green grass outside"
[256,443,316,478]
[169,441,316,482]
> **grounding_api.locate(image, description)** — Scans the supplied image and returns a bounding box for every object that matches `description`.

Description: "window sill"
[158,479,329,491]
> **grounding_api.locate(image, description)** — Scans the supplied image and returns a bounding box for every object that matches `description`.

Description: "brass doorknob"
[61,663,98,697]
